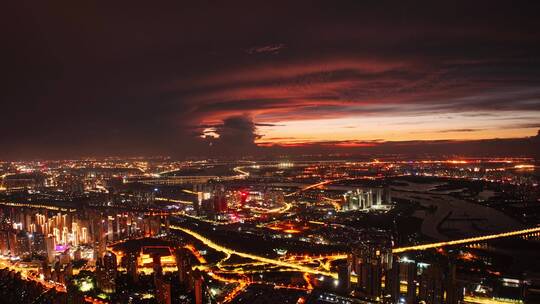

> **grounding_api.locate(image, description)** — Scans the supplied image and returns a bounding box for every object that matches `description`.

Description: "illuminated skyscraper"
[0,230,9,255]
[45,235,56,264]
[349,235,393,300]
[96,251,117,294]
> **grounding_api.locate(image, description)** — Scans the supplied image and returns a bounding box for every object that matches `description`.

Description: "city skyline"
[1,3,540,303]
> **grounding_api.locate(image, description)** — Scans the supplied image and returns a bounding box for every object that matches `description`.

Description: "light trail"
[233,166,250,177]
[285,180,335,197]
[392,226,540,253]
[220,280,249,304]
[169,225,338,278]
[182,189,198,195]
[303,273,314,290]
[284,176,390,197]
[155,197,193,204]
[0,201,76,212]
[462,295,523,304]
[184,244,207,264]
[322,197,342,210]
[251,202,293,214]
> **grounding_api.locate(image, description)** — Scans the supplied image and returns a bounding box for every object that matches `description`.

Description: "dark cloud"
[1,0,540,159]
[201,116,261,155]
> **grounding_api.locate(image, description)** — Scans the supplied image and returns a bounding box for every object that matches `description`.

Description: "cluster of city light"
[250,202,292,214]
[171,221,540,296]
[0,257,66,293]
[169,225,339,278]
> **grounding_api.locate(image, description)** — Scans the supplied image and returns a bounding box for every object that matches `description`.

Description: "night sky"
[3,1,540,159]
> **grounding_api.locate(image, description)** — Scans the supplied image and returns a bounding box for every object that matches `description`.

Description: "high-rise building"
[445,262,461,304]
[389,256,462,304]
[153,252,171,304]
[40,259,52,280]
[342,187,390,211]
[31,232,46,256]
[7,231,17,256]
[388,257,418,304]
[96,253,117,294]
[107,216,114,242]
[192,270,205,304]
[153,253,163,277]
[0,230,9,255]
[337,260,352,293]
[176,247,192,289]
[125,251,139,284]
[101,251,118,293]
[155,276,172,304]
[349,235,393,301]
[418,264,445,304]
[15,231,30,257]
[45,235,56,264]
[384,186,392,204]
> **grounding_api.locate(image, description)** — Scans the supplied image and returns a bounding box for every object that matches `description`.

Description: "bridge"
[392,226,540,253]
[284,180,340,197]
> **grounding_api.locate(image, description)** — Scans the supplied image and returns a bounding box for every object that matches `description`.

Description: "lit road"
[232,166,250,177]
[169,225,339,279]
[155,197,193,204]
[392,226,540,253]
[283,175,393,197]
[0,258,66,293]
[285,180,337,197]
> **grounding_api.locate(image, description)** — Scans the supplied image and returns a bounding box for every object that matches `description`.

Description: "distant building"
[45,235,56,264]
[341,187,391,211]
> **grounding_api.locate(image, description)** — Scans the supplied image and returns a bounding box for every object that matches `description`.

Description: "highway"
[284,180,338,197]
[169,225,339,279]
[0,258,66,293]
[392,226,540,253]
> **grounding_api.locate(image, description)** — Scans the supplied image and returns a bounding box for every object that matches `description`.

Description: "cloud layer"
[2,1,540,158]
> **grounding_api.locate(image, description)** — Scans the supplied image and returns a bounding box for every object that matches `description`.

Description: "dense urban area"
[0,157,539,304]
